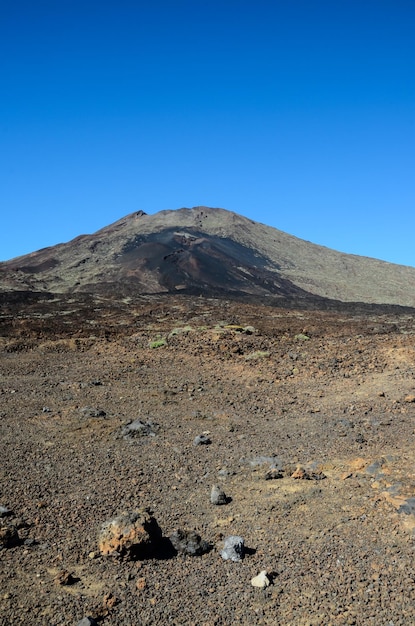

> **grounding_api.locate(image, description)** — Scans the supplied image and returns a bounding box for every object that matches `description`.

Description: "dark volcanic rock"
[121,419,159,439]
[0,525,20,549]
[193,434,211,446]
[169,529,211,556]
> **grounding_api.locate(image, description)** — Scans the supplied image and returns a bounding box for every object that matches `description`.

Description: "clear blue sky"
[1,1,414,265]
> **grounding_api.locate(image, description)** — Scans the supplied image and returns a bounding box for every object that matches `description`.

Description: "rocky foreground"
[1,294,415,625]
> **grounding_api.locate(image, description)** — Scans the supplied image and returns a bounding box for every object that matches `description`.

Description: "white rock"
[251,570,270,588]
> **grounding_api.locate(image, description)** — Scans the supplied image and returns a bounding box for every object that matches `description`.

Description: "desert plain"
[1,291,415,625]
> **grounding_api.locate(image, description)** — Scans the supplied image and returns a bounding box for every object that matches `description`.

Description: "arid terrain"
[2,292,415,625]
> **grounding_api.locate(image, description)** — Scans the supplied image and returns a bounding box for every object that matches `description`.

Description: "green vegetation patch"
[149,338,167,349]
[245,350,270,361]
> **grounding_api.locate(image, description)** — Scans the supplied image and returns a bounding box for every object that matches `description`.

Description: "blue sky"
[1,1,414,265]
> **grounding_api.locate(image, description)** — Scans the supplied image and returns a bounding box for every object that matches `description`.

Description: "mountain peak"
[1,207,415,307]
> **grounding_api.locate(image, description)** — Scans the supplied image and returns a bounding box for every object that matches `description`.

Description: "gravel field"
[1,295,415,625]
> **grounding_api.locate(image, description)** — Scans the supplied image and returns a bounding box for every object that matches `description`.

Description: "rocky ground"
[1,294,415,625]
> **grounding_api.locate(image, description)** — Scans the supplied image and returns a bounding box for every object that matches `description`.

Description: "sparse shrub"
[245,350,270,361]
[168,325,193,337]
[149,338,167,349]
[295,333,310,341]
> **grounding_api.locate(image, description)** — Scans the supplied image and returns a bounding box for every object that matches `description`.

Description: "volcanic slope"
[1,207,415,306]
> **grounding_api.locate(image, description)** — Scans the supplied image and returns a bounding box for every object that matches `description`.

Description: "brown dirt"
[1,294,415,625]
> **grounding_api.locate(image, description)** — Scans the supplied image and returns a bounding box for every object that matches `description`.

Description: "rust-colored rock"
[98,509,161,559]
[54,570,76,586]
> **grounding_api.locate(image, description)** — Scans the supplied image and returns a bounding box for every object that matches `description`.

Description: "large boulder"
[98,509,161,559]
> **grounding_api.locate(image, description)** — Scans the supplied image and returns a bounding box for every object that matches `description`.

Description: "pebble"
[136,577,147,591]
[265,468,283,480]
[79,407,106,418]
[54,570,76,586]
[76,618,99,626]
[0,525,20,549]
[193,434,211,446]
[220,535,245,562]
[251,570,271,588]
[210,485,228,505]
[0,505,12,518]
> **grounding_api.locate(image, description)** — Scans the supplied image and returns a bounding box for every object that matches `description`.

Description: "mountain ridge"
[1,206,415,307]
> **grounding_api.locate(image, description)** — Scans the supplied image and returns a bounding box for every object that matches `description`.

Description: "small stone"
[210,485,228,505]
[136,577,147,591]
[0,506,12,518]
[291,466,308,479]
[290,466,326,480]
[102,593,120,610]
[80,407,106,418]
[0,525,20,549]
[88,551,96,559]
[193,434,211,446]
[251,570,270,588]
[404,394,415,403]
[76,618,99,626]
[265,468,283,480]
[54,570,76,586]
[220,535,245,562]
[169,529,211,556]
[98,509,161,559]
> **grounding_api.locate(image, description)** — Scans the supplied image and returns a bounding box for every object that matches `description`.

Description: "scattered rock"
[54,570,77,586]
[290,466,326,480]
[169,529,211,556]
[210,485,228,505]
[220,535,245,562]
[0,505,12,517]
[193,434,211,446]
[265,468,283,480]
[23,538,37,547]
[398,497,415,516]
[102,592,120,610]
[218,467,235,479]
[355,433,366,444]
[98,509,162,559]
[251,570,271,588]
[76,618,99,626]
[404,394,415,403]
[136,577,147,591]
[0,525,20,549]
[121,419,158,439]
[80,407,106,418]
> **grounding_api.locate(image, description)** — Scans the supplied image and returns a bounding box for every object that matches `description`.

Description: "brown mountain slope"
[1,206,415,306]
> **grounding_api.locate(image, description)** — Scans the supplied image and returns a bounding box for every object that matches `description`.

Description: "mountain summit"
[1,207,415,306]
